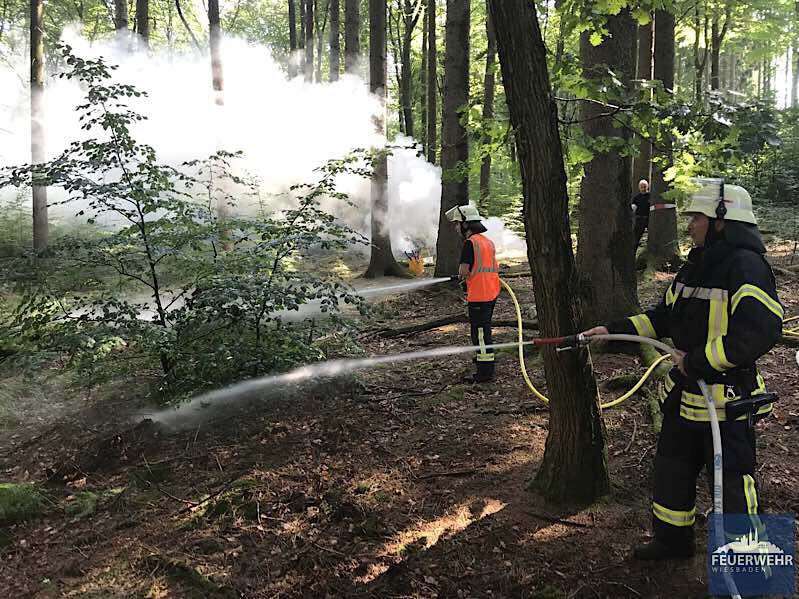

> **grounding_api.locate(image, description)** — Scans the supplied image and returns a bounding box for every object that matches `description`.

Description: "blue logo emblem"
[708,513,795,597]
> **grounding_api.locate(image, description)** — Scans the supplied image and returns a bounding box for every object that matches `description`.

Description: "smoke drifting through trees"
[0,29,526,258]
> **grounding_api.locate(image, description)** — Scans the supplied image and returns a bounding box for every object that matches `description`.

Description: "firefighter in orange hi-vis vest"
[445,204,501,383]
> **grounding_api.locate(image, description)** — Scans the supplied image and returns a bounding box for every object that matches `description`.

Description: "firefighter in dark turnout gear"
[583,181,783,560]
[445,204,501,383]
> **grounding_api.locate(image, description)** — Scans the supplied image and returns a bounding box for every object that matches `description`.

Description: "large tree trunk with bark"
[114,0,128,47]
[365,0,407,278]
[344,0,359,73]
[632,22,652,191]
[576,9,639,326]
[289,0,298,77]
[488,0,608,505]
[426,0,437,164]
[304,0,314,82]
[478,0,496,213]
[646,9,679,267]
[434,0,469,277]
[135,0,149,47]
[30,0,48,252]
[329,0,340,80]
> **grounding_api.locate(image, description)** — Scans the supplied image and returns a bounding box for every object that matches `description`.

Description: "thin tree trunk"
[30,0,48,252]
[434,0,470,277]
[426,0,437,163]
[365,0,407,278]
[344,0,359,73]
[631,22,652,191]
[793,43,798,107]
[304,0,314,82]
[315,0,328,83]
[135,0,148,47]
[488,0,608,505]
[478,0,496,213]
[329,0,340,80]
[299,0,306,50]
[420,2,428,153]
[289,0,298,77]
[399,0,420,138]
[646,9,679,267]
[576,8,639,326]
[209,0,224,107]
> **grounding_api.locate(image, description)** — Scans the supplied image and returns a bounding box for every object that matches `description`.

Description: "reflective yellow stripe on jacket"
[664,371,772,422]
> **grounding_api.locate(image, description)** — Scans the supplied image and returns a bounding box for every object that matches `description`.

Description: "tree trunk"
[426,0,437,164]
[576,9,639,326]
[400,0,418,139]
[304,0,314,82]
[315,0,327,83]
[488,0,608,505]
[135,0,149,47]
[793,43,798,107]
[289,0,298,77]
[30,0,48,252]
[299,0,306,50]
[646,9,679,267]
[434,0,469,277]
[365,0,407,278]
[478,0,496,213]
[209,0,224,107]
[344,0,359,73]
[420,3,428,153]
[329,0,340,80]
[114,0,128,40]
[631,22,652,191]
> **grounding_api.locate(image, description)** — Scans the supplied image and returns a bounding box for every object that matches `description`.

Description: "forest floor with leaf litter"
[1,252,798,599]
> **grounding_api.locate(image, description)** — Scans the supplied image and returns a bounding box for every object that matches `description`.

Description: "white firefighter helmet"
[685,178,757,225]
[445,204,484,223]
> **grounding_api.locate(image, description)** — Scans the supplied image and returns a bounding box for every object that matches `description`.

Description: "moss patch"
[0,483,44,525]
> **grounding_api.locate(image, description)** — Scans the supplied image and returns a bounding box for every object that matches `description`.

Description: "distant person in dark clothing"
[632,179,651,251]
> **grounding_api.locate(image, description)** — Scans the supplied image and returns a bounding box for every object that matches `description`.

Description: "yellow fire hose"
[499,279,671,409]
[783,316,799,338]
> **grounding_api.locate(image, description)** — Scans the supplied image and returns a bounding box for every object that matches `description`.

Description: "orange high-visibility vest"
[466,233,500,302]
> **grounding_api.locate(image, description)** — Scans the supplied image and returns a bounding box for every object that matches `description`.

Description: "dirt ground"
[1,255,798,598]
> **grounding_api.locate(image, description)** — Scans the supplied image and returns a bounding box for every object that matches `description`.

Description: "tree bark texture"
[135,0,149,47]
[30,0,48,252]
[709,1,730,91]
[478,0,496,213]
[576,9,639,326]
[304,0,314,82]
[420,3,428,153]
[289,0,298,77]
[114,0,128,35]
[647,9,679,266]
[329,0,340,80]
[426,0,437,164]
[365,0,406,278]
[631,22,653,191]
[399,0,420,138]
[209,0,224,105]
[315,0,327,83]
[344,0,359,73]
[299,0,306,49]
[488,0,609,505]
[434,0,469,277]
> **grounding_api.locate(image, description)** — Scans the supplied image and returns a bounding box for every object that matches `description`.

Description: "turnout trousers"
[652,394,761,549]
[468,300,496,381]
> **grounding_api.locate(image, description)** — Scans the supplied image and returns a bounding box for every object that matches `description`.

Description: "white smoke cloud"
[0,28,525,257]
